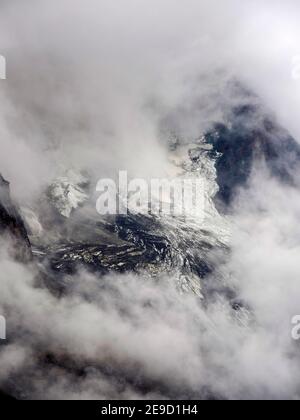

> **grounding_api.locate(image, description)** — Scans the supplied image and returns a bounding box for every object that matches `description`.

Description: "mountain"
[24,97,300,301]
[0,390,15,401]
[29,138,229,300]
[0,174,33,400]
[0,174,32,262]
[2,94,299,297]
[47,169,90,218]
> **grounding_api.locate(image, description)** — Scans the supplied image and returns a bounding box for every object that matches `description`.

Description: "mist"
[0,0,300,200]
[0,0,300,400]
[1,169,300,401]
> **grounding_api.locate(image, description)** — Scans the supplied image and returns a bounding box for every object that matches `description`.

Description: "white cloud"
[1,0,300,400]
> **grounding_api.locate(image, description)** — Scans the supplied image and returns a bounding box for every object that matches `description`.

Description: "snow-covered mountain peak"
[47,169,90,218]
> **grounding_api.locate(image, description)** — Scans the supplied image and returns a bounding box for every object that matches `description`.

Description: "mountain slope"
[206,104,300,208]
[0,174,32,262]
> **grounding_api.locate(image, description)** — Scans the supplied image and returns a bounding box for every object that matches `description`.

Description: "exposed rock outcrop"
[206,103,300,208]
[0,174,32,262]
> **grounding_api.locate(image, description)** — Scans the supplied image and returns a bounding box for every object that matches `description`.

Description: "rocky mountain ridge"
[0,174,32,262]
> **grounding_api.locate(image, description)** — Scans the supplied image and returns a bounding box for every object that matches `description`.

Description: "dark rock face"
[0,174,32,262]
[36,212,214,294]
[206,104,300,208]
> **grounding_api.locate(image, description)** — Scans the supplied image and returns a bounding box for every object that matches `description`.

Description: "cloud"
[1,0,300,400]
[0,249,206,399]
[1,185,300,402]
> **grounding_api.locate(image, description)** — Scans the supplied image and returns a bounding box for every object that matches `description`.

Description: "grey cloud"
[1,0,300,401]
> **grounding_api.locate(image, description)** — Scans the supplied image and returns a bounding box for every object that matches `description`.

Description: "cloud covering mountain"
[0,0,300,400]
